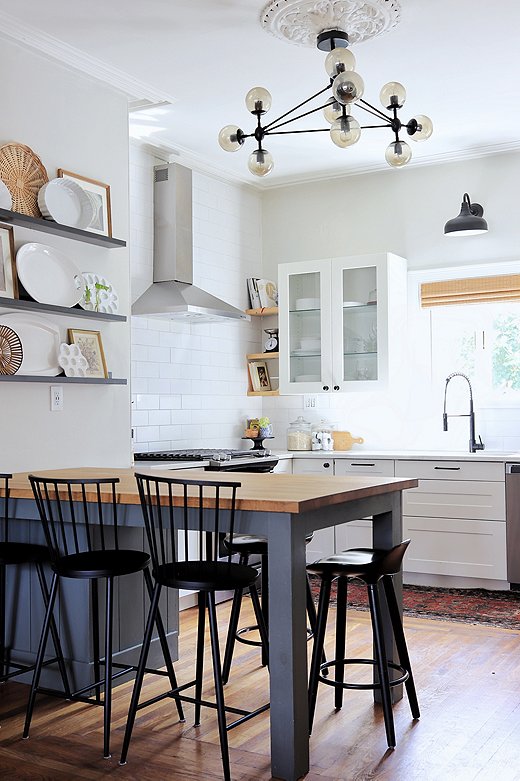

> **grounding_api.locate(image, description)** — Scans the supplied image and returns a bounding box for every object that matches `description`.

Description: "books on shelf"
[247,277,278,309]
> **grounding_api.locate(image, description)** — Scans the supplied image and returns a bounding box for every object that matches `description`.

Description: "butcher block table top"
[8,467,418,514]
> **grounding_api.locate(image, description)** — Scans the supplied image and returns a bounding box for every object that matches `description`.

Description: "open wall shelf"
[0,208,126,248]
[0,375,127,385]
[0,297,126,322]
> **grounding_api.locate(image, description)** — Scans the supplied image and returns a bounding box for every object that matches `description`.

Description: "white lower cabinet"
[395,459,506,581]
[292,457,395,560]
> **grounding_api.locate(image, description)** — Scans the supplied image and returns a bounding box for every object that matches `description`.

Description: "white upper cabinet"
[278,253,407,394]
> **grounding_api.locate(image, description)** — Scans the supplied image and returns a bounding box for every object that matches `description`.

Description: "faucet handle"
[476,435,485,451]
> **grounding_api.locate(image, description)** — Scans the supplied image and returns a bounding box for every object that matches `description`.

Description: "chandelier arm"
[359,124,393,129]
[263,84,332,131]
[267,128,333,135]
[358,99,393,122]
[266,100,338,132]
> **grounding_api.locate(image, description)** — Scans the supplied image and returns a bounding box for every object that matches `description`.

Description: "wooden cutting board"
[332,431,364,451]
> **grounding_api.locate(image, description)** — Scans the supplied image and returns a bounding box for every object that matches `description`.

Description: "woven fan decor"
[0,324,23,375]
[0,142,48,217]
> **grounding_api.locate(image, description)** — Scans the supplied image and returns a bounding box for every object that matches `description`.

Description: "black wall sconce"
[444,193,488,236]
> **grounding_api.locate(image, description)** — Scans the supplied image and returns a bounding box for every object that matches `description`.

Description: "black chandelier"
[218,29,432,177]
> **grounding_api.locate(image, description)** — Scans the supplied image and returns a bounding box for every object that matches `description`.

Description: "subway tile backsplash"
[129,146,262,452]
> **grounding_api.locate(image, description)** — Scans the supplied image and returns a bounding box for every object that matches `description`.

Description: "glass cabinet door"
[279,260,332,393]
[331,257,382,388]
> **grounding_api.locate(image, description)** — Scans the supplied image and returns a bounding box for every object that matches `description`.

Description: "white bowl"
[295,297,320,310]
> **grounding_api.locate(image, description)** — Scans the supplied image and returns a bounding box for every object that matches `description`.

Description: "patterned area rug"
[308,576,520,630]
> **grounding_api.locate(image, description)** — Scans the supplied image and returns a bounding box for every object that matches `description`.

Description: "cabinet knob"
[322,385,329,392]
[323,462,330,468]
[333,385,340,391]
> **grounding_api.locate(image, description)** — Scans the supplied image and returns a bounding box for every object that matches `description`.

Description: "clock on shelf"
[264,328,279,353]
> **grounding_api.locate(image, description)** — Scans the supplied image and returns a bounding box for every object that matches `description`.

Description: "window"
[431,301,520,401]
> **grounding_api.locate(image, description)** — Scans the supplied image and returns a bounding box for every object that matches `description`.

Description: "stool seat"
[155,561,260,592]
[307,546,403,583]
[0,541,50,566]
[54,549,151,580]
[308,540,419,750]
[225,533,314,555]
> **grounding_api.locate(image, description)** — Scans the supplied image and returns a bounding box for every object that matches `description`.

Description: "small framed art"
[0,225,17,299]
[248,360,271,392]
[68,328,108,379]
[57,169,112,237]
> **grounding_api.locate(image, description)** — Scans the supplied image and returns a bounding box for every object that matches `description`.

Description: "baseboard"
[404,571,510,591]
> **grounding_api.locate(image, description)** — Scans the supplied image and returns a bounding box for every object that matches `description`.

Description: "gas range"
[133,448,278,473]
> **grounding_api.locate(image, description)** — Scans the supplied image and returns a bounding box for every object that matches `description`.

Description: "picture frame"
[57,169,112,237]
[0,225,18,299]
[68,328,108,379]
[249,360,271,392]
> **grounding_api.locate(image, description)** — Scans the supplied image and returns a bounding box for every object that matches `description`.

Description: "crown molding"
[259,139,520,189]
[0,11,176,104]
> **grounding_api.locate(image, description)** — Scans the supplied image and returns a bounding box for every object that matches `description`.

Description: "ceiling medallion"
[260,0,401,48]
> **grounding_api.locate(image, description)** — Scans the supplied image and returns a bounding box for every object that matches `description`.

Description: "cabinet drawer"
[403,516,506,580]
[395,459,505,482]
[403,479,505,520]
[334,459,394,477]
[292,458,333,474]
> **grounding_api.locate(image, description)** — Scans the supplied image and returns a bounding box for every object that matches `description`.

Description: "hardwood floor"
[2,598,520,780]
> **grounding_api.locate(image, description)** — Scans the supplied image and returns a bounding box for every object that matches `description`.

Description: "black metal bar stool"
[307,540,420,748]
[0,473,68,686]
[221,532,324,684]
[120,473,270,781]
[23,475,183,759]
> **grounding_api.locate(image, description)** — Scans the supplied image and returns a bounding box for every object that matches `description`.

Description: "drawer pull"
[433,466,461,471]
[350,463,376,467]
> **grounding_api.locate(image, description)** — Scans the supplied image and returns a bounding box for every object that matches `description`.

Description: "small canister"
[287,416,312,451]
[311,420,335,451]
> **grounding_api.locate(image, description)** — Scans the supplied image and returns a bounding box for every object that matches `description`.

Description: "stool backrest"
[381,539,411,575]
[29,476,120,562]
[134,472,241,569]
[0,473,12,544]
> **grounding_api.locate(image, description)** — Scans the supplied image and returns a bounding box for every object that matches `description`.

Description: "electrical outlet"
[50,385,64,411]
[304,394,317,409]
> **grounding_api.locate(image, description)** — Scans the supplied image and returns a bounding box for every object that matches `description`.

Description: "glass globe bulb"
[324,47,356,78]
[245,87,272,114]
[332,71,364,105]
[323,99,343,124]
[248,148,274,177]
[380,81,406,109]
[409,114,433,141]
[218,125,244,152]
[385,140,412,167]
[330,115,361,148]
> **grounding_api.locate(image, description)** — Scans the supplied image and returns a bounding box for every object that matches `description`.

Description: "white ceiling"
[1,0,519,187]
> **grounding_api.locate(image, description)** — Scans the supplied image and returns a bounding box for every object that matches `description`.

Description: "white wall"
[129,146,263,451]
[261,152,520,453]
[0,39,131,472]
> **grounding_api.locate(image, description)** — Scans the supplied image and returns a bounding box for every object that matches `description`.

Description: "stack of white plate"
[38,178,95,230]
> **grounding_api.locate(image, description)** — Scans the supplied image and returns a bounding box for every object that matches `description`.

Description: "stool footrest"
[236,625,263,648]
[318,657,409,691]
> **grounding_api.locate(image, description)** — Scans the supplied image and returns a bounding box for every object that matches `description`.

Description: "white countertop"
[274,449,520,463]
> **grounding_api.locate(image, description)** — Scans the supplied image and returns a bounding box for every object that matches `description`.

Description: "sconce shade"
[444,193,488,236]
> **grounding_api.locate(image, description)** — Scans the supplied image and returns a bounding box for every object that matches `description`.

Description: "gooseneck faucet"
[443,372,485,453]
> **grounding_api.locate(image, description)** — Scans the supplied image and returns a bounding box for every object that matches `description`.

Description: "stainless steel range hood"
[132,163,249,322]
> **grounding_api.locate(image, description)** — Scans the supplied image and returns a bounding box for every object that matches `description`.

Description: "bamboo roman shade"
[421,274,520,308]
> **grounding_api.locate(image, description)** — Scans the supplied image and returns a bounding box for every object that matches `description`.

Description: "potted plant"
[258,416,273,438]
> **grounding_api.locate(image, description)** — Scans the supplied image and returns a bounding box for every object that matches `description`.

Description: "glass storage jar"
[311,420,335,451]
[287,416,312,451]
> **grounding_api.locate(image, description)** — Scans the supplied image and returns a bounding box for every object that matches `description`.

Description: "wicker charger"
[0,324,23,375]
[0,142,48,217]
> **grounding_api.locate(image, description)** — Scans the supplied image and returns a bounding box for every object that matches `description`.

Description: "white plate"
[16,243,86,307]
[0,179,12,209]
[343,301,365,307]
[294,374,320,382]
[292,349,321,356]
[295,297,320,310]
[79,272,119,314]
[37,178,95,230]
[0,313,60,375]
